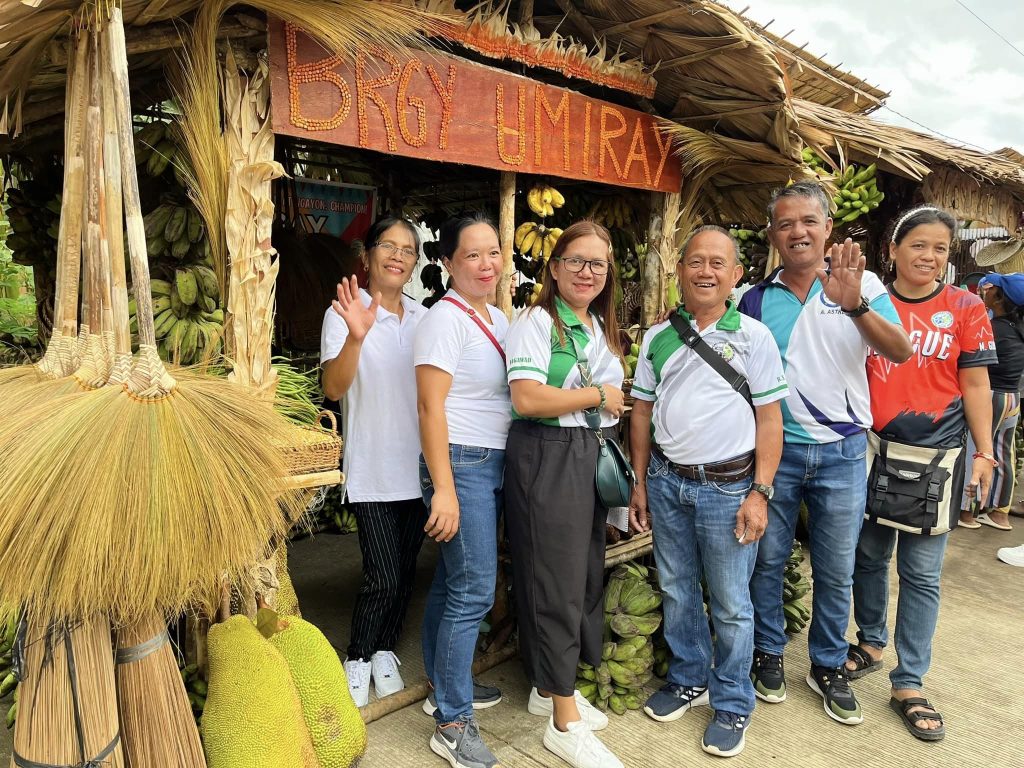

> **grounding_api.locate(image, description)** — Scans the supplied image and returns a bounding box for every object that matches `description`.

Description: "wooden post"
[497,171,516,317]
[642,191,682,327]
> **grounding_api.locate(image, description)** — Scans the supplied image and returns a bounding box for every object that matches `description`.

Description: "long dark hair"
[533,220,623,360]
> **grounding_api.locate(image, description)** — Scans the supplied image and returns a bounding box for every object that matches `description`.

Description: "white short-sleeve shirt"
[320,290,425,503]
[413,290,511,450]
[506,300,624,428]
[631,302,788,465]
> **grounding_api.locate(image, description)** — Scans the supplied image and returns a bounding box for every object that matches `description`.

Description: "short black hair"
[768,181,831,223]
[679,224,741,265]
[438,212,498,260]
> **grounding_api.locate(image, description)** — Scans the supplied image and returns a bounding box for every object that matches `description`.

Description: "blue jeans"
[853,520,949,690]
[419,445,504,723]
[751,432,867,669]
[646,452,757,716]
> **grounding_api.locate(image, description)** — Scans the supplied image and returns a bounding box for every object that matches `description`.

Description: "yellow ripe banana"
[531,233,544,259]
[550,187,565,208]
[527,187,545,216]
[541,187,553,206]
[543,231,558,260]
[514,222,536,250]
[521,228,539,256]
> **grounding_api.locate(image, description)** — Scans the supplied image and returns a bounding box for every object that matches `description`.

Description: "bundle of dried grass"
[12,616,124,768]
[115,611,205,768]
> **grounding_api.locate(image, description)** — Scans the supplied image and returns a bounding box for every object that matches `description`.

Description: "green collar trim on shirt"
[674,300,741,332]
[555,296,589,329]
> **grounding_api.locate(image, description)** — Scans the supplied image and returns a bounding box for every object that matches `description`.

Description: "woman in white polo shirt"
[321,215,427,708]
[415,213,511,768]
[504,220,627,768]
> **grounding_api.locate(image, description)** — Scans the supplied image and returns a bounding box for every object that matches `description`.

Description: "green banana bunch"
[179,662,207,726]
[783,541,811,634]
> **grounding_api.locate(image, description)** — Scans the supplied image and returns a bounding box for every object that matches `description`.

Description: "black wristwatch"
[842,296,870,318]
[751,482,774,500]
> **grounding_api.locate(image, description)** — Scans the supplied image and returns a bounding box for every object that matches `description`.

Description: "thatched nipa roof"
[795,99,1024,231]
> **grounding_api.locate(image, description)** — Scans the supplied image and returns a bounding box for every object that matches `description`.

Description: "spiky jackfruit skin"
[270,617,367,767]
[275,544,301,617]
[201,615,318,768]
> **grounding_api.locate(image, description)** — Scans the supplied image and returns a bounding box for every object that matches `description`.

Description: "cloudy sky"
[719,0,1024,153]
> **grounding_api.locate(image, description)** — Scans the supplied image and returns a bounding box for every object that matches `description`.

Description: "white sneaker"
[528,687,608,731]
[543,717,623,768]
[343,658,372,708]
[370,650,405,698]
[997,544,1024,567]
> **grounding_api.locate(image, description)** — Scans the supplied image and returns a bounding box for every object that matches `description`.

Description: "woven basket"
[280,410,343,476]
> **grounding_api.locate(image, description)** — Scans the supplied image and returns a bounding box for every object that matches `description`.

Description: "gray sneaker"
[430,719,501,768]
[423,681,503,716]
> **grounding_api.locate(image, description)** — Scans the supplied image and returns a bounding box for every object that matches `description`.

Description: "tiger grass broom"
[0,9,305,628]
[12,616,125,768]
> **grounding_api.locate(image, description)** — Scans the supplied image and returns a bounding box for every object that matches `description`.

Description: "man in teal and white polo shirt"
[628,226,787,758]
[738,181,912,727]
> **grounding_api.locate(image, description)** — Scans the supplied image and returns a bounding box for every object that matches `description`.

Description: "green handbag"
[569,328,637,509]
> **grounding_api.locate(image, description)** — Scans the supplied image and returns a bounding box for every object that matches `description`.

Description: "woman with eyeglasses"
[321,215,427,709]
[503,220,627,768]
[415,213,510,768]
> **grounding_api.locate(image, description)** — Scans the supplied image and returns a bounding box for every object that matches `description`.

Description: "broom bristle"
[14,616,124,767]
[115,610,206,767]
[0,370,307,626]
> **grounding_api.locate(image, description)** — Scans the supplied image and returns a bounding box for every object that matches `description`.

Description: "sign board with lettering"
[289,178,377,240]
[268,20,681,193]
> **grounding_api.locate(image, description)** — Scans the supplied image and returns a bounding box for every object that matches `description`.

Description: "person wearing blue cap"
[958,272,1024,530]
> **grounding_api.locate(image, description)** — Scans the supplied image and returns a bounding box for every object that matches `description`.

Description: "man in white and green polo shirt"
[628,226,787,759]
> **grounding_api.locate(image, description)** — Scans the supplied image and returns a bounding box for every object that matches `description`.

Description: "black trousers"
[347,498,429,661]
[504,420,606,696]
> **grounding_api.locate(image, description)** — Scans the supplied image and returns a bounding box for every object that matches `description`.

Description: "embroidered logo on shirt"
[714,342,735,362]
[931,311,954,329]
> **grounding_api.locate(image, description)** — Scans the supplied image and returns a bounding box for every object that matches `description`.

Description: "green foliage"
[0,207,38,346]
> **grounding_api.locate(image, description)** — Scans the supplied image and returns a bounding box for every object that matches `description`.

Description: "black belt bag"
[865,432,961,536]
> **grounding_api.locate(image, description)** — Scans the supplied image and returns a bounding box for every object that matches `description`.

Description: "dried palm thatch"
[658,118,814,231]
[12,616,125,768]
[0,8,306,626]
[795,99,1024,231]
[115,610,205,768]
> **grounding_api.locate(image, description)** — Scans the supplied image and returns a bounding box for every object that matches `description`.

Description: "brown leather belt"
[653,448,755,483]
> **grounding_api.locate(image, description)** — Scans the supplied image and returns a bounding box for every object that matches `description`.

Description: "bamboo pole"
[497,171,516,318]
[358,645,518,725]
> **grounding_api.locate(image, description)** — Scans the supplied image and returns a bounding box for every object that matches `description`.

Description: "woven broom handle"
[100,31,129,352]
[55,34,90,333]
[106,8,156,347]
[85,33,103,333]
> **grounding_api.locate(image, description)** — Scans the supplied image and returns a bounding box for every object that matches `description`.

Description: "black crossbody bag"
[668,313,753,410]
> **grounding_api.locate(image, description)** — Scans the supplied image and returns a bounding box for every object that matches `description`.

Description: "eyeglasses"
[373,241,418,261]
[557,257,610,276]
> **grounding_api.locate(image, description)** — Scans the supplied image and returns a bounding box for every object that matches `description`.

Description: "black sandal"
[889,696,945,742]
[845,644,882,679]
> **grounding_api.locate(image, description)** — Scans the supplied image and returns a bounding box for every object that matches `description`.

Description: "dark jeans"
[346,498,428,661]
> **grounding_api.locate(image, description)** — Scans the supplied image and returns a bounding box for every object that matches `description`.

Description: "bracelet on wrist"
[595,384,607,410]
[973,451,997,466]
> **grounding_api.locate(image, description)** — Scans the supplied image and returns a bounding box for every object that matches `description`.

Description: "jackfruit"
[201,615,318,768]
[270,616,367,767]
[274,544,301,618]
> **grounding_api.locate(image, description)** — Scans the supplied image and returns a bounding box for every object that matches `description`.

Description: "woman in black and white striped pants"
[321,215,428,707]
